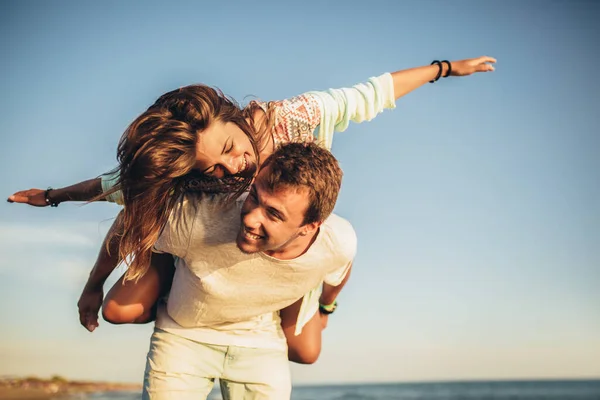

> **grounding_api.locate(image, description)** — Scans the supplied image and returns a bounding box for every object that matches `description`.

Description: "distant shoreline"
[0,376,141,399]
[2,376,598,399]
[293,377,600,388]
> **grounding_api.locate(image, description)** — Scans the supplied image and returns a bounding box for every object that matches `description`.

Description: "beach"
[0,377,141,400]
[0,387,54,400]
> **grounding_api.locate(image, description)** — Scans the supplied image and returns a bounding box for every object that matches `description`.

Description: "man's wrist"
[84,275,106,292]
[318,294,336,307]
[319,300,337,315]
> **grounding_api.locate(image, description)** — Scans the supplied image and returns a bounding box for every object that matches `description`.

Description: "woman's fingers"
[7,189,47,206]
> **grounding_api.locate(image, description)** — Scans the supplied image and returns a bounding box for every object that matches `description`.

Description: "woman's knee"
[288,341,321,364]
[101,299,154,324]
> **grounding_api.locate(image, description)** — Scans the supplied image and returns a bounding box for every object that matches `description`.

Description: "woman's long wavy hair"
[105,84,272,282]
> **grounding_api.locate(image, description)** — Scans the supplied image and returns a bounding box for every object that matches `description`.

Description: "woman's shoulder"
[270,94,322,146]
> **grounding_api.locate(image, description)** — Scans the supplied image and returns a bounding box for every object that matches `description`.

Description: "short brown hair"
[260,142,343,224]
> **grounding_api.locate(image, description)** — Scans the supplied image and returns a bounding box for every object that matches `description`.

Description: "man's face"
[236,165,313,256]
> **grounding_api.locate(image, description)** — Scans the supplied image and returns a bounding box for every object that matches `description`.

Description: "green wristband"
[319,300,338,314]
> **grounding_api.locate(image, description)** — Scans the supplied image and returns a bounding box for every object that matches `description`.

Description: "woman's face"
[194,120,258,179]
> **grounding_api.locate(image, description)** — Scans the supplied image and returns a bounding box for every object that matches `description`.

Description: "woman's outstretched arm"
[390,56,496,100]
[304,55,496,149]
[8,169,124,206]
[7,178,105,207]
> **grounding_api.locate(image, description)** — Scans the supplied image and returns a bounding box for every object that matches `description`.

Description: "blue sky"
[1,0,598,385]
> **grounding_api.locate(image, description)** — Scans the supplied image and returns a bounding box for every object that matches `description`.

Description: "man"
[143,142,356,399]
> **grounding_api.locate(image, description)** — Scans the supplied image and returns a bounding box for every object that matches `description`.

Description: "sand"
[0,387,56,400]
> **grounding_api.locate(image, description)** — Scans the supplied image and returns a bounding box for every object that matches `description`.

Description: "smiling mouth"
[238,155,248,175]
[243,226,264,241]
[237,154,259,178]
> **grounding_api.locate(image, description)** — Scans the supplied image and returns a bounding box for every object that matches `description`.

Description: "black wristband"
[45,187,59,207]
[319,300,338,315]
[441,60,452,77]
[430,60,443,83]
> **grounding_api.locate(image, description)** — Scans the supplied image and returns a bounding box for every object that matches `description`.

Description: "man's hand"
[77,286,104,332]
[450,56,496,76]
[7,189,47,207]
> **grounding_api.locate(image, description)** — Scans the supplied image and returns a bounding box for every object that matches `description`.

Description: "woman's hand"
[450,56,496,76]
[7,188,47,207]
[391,55,497,100]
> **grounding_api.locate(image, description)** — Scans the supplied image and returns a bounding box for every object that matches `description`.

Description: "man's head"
[236,142,343,258]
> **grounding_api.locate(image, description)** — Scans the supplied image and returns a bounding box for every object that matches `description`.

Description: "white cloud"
[0,223,111,248]
[0,221,119,287]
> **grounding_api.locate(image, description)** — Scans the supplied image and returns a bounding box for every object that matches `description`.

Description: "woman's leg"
[102,252,175,324]
[280,298,327,365]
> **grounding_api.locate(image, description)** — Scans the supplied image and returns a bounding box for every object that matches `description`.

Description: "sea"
[80,379,600,400]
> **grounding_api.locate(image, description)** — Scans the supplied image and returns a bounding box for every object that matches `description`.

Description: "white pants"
[143,328,291,400]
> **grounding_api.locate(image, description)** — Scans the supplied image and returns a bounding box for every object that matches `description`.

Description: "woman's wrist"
[429,60,452,83]
[441,60,452,77]
[46,187,67,204]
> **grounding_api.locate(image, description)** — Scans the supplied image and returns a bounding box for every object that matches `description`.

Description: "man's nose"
[243,205,262,228]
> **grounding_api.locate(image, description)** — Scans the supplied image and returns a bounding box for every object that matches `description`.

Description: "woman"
[7,56,496,363]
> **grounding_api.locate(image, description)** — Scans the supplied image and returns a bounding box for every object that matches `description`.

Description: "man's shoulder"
[319,214,357,261]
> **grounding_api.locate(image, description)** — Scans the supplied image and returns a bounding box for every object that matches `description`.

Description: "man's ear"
[300,221,322,236]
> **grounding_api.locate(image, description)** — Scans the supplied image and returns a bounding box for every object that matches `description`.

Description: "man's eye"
[267,210,280,220]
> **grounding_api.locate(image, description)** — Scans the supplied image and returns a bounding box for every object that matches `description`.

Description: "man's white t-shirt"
[154,192,356,350]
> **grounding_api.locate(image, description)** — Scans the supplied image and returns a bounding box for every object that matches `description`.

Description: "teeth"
[239,156,247,174]
[245,230,262,240]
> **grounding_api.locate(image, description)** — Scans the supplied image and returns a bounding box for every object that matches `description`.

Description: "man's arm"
[319,263,352,307]
[77,211,123,332]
